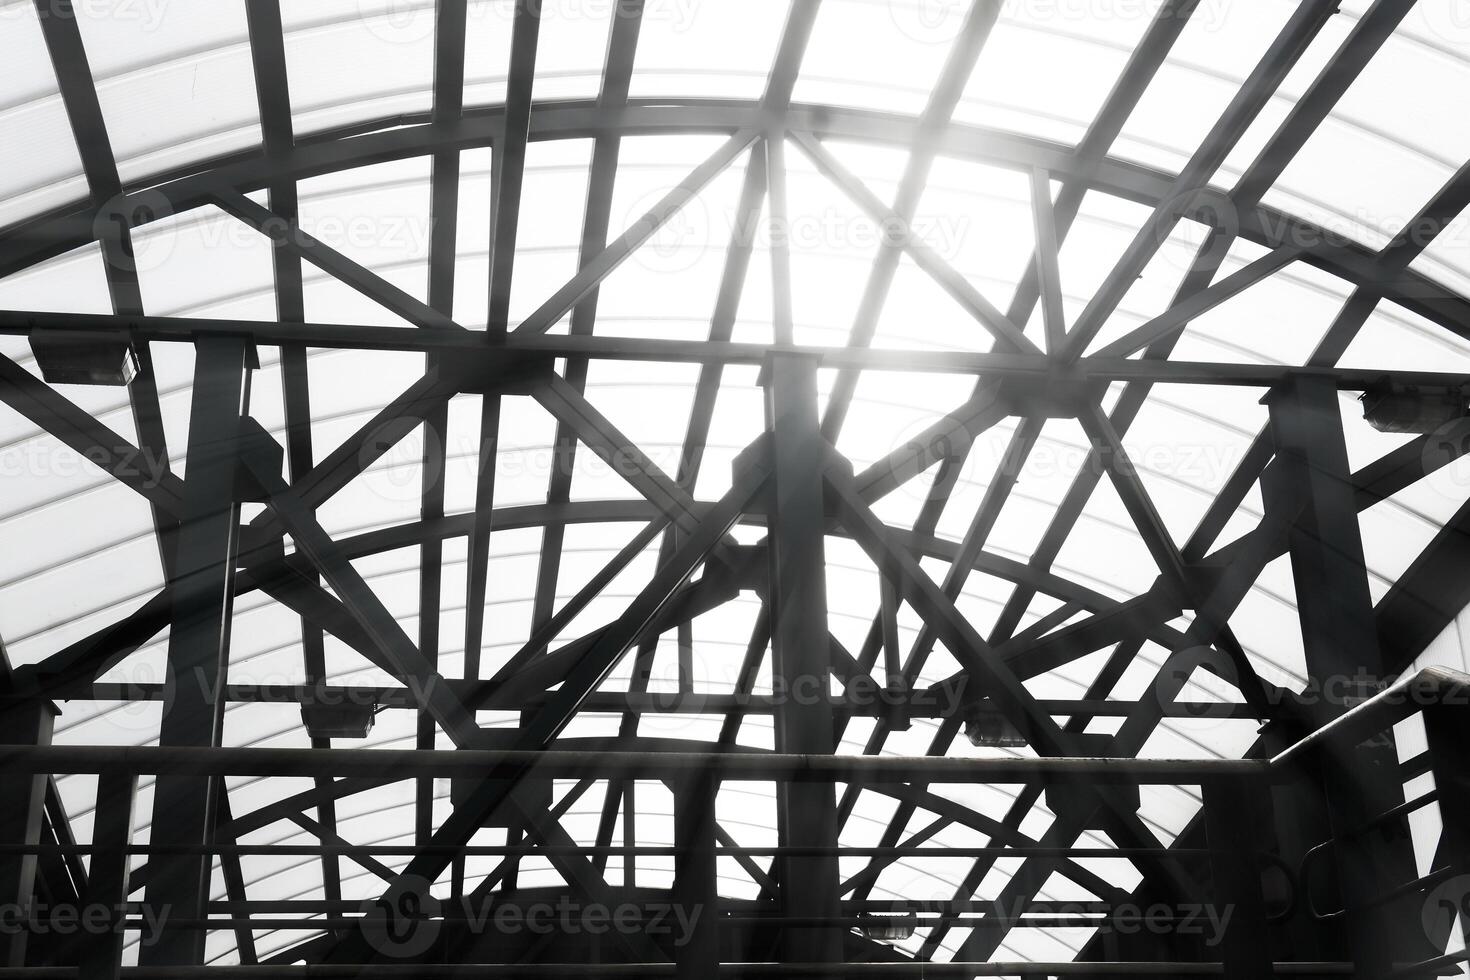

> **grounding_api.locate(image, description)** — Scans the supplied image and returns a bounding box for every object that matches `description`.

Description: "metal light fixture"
[1360,381,1469,434]
[301,702,377,739]
[29,330,139,386]
[858,912,918,943]
[963,703,1028,748]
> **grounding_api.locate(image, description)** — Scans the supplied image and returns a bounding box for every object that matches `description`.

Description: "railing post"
[1203,775,1273,978]
[673,775,719,977]
[1424,704,1470,952]
[0,698,57,966]
[81,769,137,979]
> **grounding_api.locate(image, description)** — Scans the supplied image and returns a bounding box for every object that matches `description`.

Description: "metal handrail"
[1270,666,1470,769]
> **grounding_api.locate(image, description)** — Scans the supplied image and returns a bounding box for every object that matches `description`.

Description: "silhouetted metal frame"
[3,0,1470,973]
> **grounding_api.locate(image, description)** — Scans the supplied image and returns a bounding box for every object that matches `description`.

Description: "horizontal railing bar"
[0,746,1267,783]
[75,685,1266,720]
[0,308,1466,390]
[0,843,1217,858]
[1273,667,1470,767]
[0,961,1357,976]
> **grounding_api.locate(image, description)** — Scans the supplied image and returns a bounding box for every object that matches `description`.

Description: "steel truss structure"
[1,0,1470,976]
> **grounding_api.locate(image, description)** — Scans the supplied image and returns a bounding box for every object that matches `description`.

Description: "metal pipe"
[0,745,1265,783]
[0,308,1465,391]
[0,961,1357,976]
[0,843,1224,858]
[1271,666,1470,768]
[76,685,1265,720]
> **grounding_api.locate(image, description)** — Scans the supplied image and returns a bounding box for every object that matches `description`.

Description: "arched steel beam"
[17,498,1190,702]
[2,99,1467,340]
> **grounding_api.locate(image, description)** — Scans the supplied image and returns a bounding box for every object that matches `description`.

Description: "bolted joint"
[706,541,766,594]
[446,350,557,395]
[881,679,913,732]
[731,432,774,490]
[1155,561,1228,610]
[1043,734,1141,830]
[449,729,551,828]
[1359,379,1470,434]
[994,374,1093,419]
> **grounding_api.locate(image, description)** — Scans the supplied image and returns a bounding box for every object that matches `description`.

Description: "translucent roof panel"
[282,0,435,137]
[2,1,1470,972]
[0,1,87,228]
[1266,27,1470,249]
[954,1,1161,145]
[793,0,956,115]
[73,0,262,186]
[1113,1,1297,175]
[628,0,786,100]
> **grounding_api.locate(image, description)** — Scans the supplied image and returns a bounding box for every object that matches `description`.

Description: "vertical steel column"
[81,770,137,980]
[0,699,56,966]
[762,351,841,964]
[1424,705,1470,952]
[673,776,718,977]
[1202,776,1272,978]
[140,337,252,966]
[1266,372,1425,976]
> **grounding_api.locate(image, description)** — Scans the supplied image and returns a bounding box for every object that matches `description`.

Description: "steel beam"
[511,129,757,336]
[1203,777,1272,978]
[209,190,460,331]
[244,0,344,910]
[31,0,176,578]
[17,313,1470,390]
[534,4,646,869]
[1061,0,1339,358]
[790,131,1037,355]
[0,745,1267,782]
[762,353,841,963]
[826,0,1211,891]
[672,776,718,978]
[78,770,135,980]
[1029,167,1066,354]
[313,472,765,965]
[1266,373,1427,976]
[239,434,480,750]
[0,700,56,968]
[5,99,1470,338]
[1423,704,1470,954]
[1093,245,1303,359]
[0,354,186,514]
[420,0,470,860]
[141,338,252,966]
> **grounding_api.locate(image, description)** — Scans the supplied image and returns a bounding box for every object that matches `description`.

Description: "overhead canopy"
[1,0,1469,968]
